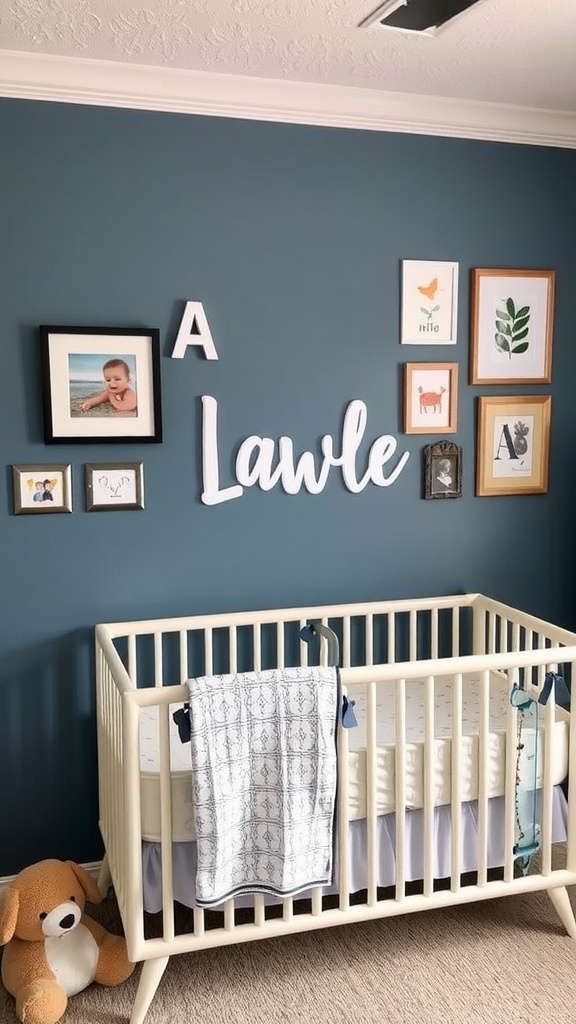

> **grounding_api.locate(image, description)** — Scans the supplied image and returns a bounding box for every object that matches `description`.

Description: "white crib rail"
[95,593,576,1024]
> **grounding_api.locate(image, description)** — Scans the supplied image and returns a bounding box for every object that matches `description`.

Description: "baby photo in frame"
[40,326,163,443]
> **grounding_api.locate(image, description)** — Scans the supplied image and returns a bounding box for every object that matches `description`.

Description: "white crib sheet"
[138,672,569,842]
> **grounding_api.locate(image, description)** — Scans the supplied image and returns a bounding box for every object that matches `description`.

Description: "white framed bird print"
[400,260,459,345]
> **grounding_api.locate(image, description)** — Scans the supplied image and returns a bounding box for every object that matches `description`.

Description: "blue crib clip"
[342,695,358,729]
[173,703,191,743]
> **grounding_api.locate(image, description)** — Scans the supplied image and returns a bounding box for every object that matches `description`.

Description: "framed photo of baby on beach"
[40,326,162,443]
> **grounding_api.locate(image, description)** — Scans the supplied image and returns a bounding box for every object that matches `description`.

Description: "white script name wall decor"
[201,396,411,506]
[171,302,411,504]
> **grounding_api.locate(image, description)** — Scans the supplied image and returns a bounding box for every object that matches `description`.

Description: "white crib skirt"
[141,788,568,914]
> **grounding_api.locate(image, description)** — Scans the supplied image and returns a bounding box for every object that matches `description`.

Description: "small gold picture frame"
[85,462,145,511]
[12,464,72,515]
[476,395,551,496]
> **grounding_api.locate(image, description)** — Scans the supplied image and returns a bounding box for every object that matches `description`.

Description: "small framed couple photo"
[12,464,72,515]
[40,326,163,443]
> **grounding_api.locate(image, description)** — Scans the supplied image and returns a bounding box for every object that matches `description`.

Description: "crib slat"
[388,612,396,663]
[275,621,284,669]
[394,678,407,901]
[452,606,460,657]
[476,669,490,886]
[224,900,235,931]
[450,673,463,892]
[504,684,517,883]
[342,616,351,668]
[409,611,417,663]
[179,629,188,682]
[154,632,163,688]
[423,674,435,897]
[229,625,237,673]
[366,680,378,906]
[338,697,351,911]
[158,701,175,941]
[431,608,438,660]
[541,674,555,875]
[205,627,213,675]
[193,908,205,937]
[253,623,261,671]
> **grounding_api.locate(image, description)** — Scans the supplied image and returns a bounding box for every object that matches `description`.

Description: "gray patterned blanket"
[186,666,340,907]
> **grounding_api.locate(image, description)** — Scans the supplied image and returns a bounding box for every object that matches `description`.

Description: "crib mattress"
[138,672,569,842]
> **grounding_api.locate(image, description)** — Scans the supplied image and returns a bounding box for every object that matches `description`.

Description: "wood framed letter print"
[476,395,551,496]
[424,441,462,499]
[401,260,459,345]
[40,326,162,443]
[85,462,145,511]
[12,464,72,514]
[470,269,555,384]
[403,362,458,434]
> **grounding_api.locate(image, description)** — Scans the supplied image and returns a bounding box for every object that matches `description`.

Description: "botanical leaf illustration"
[494,298,531,358]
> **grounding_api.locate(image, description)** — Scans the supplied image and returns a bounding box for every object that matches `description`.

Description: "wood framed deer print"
[476,395,551,496]
[403,363,458,434]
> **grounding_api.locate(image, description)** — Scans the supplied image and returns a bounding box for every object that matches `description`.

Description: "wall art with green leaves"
[470,268,555,384]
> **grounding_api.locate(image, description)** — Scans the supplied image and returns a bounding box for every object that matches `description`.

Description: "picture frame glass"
[41,327,162,443]
[476,396,551,496]
[85,463,144,511]
[12,465,72,514]
[404,362,458,434]
[401,260,459,345]
[471,270,555,384]
[424,442,462,499]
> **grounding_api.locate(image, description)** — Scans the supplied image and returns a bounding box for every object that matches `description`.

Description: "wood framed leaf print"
[470,269,555,384]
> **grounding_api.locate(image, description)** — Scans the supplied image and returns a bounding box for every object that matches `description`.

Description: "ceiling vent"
[360,0,486,35]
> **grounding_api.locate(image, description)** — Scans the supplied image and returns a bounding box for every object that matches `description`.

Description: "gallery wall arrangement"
[13,262,555,514]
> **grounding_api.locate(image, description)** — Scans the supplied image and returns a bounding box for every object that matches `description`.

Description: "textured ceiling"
[1,0,576,113]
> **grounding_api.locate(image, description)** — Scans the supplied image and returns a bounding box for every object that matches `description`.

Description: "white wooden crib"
[95,593,576,1024]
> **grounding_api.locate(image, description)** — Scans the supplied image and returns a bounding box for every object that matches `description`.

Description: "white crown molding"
[1,50,576,148]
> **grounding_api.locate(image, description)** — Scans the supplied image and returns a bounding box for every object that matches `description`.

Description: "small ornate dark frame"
[424,440,462,499]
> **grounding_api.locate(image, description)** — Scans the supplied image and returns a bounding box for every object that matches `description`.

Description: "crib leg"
[548,886,576,938]
[97,854,112,898]
[129,956,170,1024]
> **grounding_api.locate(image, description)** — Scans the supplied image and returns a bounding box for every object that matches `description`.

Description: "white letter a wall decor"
[171,301,219,360]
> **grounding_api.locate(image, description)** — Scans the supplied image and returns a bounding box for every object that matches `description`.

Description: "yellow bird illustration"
[417,277,438,301]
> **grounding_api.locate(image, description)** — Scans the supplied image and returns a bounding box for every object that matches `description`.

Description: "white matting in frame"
[401,260,459,345]
[85,462,144,511]
[40,326,162,443]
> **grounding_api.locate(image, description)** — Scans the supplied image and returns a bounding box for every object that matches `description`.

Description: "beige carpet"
[3,883,576,1024]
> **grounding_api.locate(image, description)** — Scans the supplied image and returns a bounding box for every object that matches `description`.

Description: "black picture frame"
[424,440,462,499]
[40,326,162,444]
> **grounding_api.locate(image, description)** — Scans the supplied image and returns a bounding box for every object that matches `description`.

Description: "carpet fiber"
[2,881,576,1024]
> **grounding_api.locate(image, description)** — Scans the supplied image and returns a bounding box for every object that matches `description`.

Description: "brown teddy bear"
[0,859,135,1024]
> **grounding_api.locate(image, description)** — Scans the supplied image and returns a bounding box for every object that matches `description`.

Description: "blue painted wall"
[1,98,576,875]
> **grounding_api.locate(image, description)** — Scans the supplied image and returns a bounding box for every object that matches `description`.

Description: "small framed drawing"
[12,464,72,514]
[403,362,458,434]
[85,462,145,511]
[40,326,162,443]
[401,260,459,345]
[476,395,551,497]
[424,441,462,499]
[470,268,555,384]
